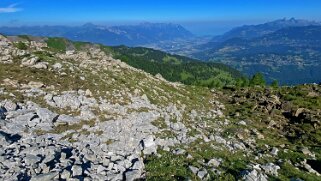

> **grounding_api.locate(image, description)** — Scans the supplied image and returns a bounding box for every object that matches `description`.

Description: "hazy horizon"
[1,0,321,35]
[1,18,319,36]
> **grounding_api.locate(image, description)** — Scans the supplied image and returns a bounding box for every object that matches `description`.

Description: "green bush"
[15,42,28,50]
[250,73,266,86]
[46,37,67,52]
[271,80,279,88]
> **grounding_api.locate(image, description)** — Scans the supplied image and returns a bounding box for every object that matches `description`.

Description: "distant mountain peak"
[82,22,97,28]
[137,22,183,28]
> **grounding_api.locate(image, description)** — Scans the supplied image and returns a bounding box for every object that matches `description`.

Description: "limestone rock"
[141,135,157,155]
[36,108,58,123]
[71,165,83,177]
[261,163,280,176]
[241,169,268,181]
[125,170,142,181]
[30,172,59,181]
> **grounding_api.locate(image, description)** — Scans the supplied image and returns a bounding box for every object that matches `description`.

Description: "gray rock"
[261,163,280,176]
[197,169,208,179]
[301,147,313,156]
[53,63,63,70]
[55,115,80,125]
[189,166,199,175]
[27,118,41,127]
[27,81,44,89]
[241,169,268,181]
[96,165,107,174]
[171,122,185,131]
[132,158,144,171]
[114,163,126,173]
[301,159,320,176]
[232,142,246,150]
[60,169,71,179]
[125,170,141,181]
[214,135,227,145]
[22,56,39,66]
[33,62,48,69]
[14,112,37,122]
[173,148,186,155]
[271,147,279,156]
[3,100,18,111]
[142,135,157,155]
[110,173,124,181]
[290,178,304,181]
[0,131,8,144]
[71,165,83,176]
[30,172,59,181]
[79,109,96,120]
[24,154,41,166]
[53,93,81,110]
[208,158,221,167]
[36,108,58,123]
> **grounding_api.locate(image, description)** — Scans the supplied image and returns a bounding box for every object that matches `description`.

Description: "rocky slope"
[0,35,320,181]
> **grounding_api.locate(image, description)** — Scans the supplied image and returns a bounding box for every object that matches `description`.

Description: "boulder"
[21,56,39,66]
[241,169,268,181]
[197,169,208,179]
[189,166,199,175]
[60,169,71,179]
[53,63,63,70]
[30,172,59,181]
[24,154,41,166]
[55,115,81,125]
[14,112,37,122]
[141,135,157,155]
[79,109,95,120]
[271,147,279,156]
[3,100,18,111]
[125,170,142,181]
[28,81,44,89]
[294,108,305,117]
[208,158,221,167]
[36,108,58,123]
[33,62,48,69]
[261,163,280,176]
[71,165,83,177]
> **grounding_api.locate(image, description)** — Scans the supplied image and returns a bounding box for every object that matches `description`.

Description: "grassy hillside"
[30,36,246,89]
[41,38,247,88]
[109,46,245,88]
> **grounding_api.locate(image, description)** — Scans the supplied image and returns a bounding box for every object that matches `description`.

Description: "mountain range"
[193,19,321,85]
[1,18,321,85]
[0,22,194,46]
[210,18,321,42]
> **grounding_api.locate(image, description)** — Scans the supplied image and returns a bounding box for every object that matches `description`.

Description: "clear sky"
[0,0,321,35]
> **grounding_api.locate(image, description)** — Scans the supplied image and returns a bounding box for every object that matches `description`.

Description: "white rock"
[142,135,157,155]
[271,147,279,156]
[71,165,83,176]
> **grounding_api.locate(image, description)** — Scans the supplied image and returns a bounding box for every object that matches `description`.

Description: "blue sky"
[0,0,321,35]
